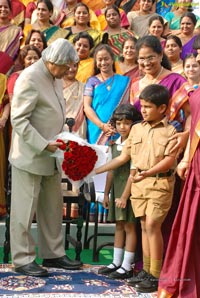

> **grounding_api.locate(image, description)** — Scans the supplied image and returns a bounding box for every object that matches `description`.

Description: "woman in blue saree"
[84,44,130,145]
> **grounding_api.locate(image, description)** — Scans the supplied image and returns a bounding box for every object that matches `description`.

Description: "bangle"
[181,160,189,163]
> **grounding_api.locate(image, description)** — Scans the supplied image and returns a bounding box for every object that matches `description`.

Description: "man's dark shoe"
[135,273,158,293]
[15,260,48,277]
[126,269,149,286]
[98,263,120,275]
[108,267,133,280]
[43,255,82,270]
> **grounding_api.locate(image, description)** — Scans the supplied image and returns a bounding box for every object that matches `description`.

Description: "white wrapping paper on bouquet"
[51,131,108,188]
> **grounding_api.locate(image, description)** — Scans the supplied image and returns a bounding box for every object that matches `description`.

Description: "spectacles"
[137,56,157,63]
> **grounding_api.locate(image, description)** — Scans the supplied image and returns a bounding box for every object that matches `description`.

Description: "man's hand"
[46,141,64,153]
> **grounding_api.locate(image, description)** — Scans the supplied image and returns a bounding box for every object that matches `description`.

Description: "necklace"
[100,73,114,91]
[140,67,164,90]
[143,66,163,84]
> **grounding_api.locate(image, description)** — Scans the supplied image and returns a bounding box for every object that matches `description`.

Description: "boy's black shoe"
[126,269,149,286]
[108,267,133,280]
[134,273,158,293]
[98,263,120,275]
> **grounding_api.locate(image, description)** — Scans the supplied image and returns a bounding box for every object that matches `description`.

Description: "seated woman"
[178,12,198,60]
[164,35,183,75]
[62,62,86,139]
[104,5,135,59]
[84,44,131,145]
[118,36,140,80]
[73,32,94,83]
[95,0,129,31]
[23,0,70,46]
[0,0,22,61]
[183,53,200,88]
[148,15,166,48]
[66,3,103,48]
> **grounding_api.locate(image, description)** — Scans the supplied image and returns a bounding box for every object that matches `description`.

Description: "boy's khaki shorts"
[130,176,175,223]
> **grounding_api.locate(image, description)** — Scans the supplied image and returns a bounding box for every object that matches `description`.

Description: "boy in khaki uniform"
[95,84,178,293]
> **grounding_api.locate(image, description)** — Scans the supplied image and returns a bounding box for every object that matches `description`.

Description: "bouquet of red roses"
[57,139,98,181]
[52,132,108,187]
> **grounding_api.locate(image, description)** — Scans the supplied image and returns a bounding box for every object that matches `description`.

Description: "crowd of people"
[0,0,200,296]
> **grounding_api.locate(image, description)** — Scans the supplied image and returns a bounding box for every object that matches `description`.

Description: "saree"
[56,8,101,31]
[25,1,36,19]
[95,8,129,31]
[158,88,200,298]
[0,74,8,217]
[20,0,35,6]
[7,72,20,101]
[82,0,104,11]
[23,24,70,45]
[11,0,26,26]
[181,35,198,60]
[84,74,130,144]
[0,24,22,60]
[63,80,87,139]
[123,66,140,81]
[67,28,103,48]
[130,73,194,124]
[107,30,135,59]
[156,0,175,17]
[127,12,159,38]
[165,12,180,30]
[76,58,94,83]
[0,51,14,75]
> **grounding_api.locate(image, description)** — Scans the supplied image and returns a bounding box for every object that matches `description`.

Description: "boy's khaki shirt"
[122,117,177,171]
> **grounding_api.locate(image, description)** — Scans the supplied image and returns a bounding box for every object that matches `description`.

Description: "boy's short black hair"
[139,84,170,107]
[111,104,142,127]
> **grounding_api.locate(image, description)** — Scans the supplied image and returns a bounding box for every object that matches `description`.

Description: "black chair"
[62,177,86,261]
[83,181,114,262]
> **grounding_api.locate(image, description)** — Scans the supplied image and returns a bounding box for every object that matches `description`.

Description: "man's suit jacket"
[9,59,66,176]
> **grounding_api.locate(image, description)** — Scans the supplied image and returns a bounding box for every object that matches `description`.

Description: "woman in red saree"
[157,84,200,298]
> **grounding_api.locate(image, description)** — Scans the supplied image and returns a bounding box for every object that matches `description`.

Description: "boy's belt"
[138,169,174,178]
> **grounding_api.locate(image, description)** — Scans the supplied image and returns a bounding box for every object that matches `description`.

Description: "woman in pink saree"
[157,83,200,298]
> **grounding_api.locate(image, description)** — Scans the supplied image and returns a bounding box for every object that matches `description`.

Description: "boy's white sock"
[117,251,135,273]
[107,247,123,268]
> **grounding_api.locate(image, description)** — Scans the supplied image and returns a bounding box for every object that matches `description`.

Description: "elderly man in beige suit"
[9,39,82,277]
